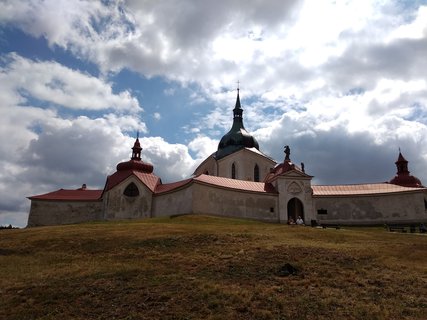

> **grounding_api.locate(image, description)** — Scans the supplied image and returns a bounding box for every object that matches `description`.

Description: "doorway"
[287,197,304,222]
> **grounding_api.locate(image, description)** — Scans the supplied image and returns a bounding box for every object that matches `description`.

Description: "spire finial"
[131,132,142,161]
[237,80,240,92]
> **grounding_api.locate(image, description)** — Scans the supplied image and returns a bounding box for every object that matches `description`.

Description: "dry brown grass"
[0,215,426,319]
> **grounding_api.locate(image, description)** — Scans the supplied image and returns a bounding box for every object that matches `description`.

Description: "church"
[27,91,427,227]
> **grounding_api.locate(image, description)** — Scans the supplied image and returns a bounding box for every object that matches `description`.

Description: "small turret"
[116,136,153,173]
[389,151,423,188]
[131,133,142,161]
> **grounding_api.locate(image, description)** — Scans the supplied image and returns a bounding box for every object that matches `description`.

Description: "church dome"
[216,90,259,160]
[116,137,154,173]
[116,160,153,173]
[389,152,423,188]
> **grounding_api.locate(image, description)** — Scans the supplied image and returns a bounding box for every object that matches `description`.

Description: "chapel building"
[27,91,427,227]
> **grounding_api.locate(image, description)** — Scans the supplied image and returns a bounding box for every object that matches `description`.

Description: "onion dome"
[215,90,259,160]
[389,151,423,188]
[116,137,154,173]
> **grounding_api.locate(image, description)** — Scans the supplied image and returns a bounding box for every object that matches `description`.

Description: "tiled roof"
[194,174,277,193]
[155,178,192,194]
[133,171,160,192]
[312,183,426,196]
[28,189,102,201]
[104,170,160,193]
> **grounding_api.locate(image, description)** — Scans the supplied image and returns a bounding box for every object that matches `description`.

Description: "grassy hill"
[1,215,426,320]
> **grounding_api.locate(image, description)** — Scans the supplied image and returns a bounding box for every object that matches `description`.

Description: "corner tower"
[102,136,160,220]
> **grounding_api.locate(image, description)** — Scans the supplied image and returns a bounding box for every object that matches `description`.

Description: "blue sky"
[1,0,427,227]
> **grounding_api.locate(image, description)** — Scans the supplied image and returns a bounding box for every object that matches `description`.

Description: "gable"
[193,153,217,176]
[279,170,313,179]
[103,170,160,196]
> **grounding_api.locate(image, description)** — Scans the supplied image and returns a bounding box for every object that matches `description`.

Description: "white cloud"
[0,52,147,227]
[2,0,427,228]
[387,5,427,41]
[0,53,141,111]
[139,136,197,182]
[188,135,218,160]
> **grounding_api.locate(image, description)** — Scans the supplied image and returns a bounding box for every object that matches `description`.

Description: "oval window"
[124,182,139,197]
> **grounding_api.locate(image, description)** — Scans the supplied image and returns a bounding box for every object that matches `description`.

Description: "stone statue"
[284,145,290,161]
[301,162,305,173]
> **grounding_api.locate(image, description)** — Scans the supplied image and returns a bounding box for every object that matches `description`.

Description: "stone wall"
[27,200,102,227]
[192,183,279,222]
[314,191,427,225]
[153,185,193,217]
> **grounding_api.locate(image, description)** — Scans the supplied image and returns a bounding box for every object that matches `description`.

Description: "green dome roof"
[215,91,259,160]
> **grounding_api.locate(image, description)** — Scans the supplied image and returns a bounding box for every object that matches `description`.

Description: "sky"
[1,0,427,227]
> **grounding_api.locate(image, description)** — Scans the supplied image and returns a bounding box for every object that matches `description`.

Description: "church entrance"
[287,198,304,223]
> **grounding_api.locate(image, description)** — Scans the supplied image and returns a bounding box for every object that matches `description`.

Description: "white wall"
[217,149,276,181]
[27,200,102,227]
[314,191,427,225]
[192,183,279,222]
[153,185,193,217]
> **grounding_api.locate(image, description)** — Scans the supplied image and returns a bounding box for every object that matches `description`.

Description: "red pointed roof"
[103,137,160,193]
[103,170,160,193]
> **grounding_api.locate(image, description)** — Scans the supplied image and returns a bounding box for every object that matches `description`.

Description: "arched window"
[231,163,236,179]
[124,182,139,197]
[254,164,260,182]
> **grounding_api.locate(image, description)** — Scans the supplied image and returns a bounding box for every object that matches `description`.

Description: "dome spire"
[216,86,260,160]
[395,149,409,175]
[233,82,243,119]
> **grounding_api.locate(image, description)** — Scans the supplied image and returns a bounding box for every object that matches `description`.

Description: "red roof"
[103,170,160,193]
[194,174,277,193]
[28,189,102,201]
[155,178,193,194]
[312,183,426,196]
[390,174,423,188]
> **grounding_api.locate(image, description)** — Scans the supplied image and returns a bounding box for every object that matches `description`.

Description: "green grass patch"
[1,215,426,319]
